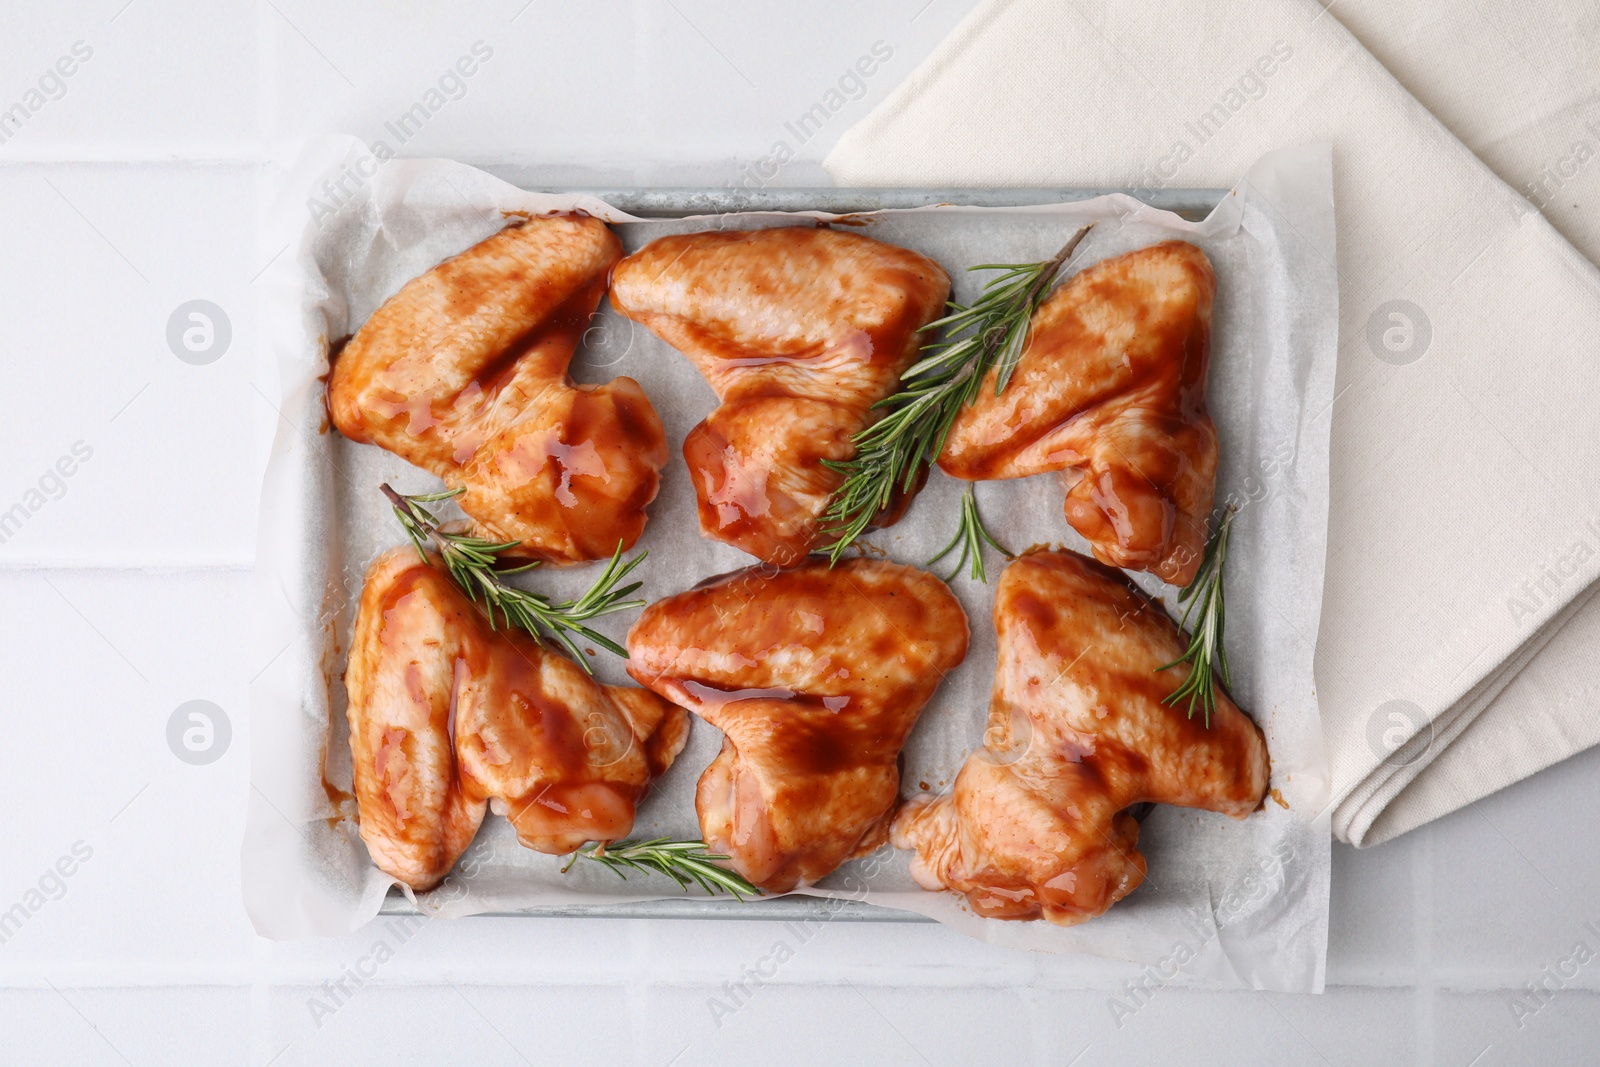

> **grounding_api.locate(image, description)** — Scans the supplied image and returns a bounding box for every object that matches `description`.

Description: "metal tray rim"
[541,185,1226,220]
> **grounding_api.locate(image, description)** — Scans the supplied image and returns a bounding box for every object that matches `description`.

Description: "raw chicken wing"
[610,227,950,565]
[329,216,668,563]
[892,549,1268,925]
[939,241,1218,585]
[345,546,689,890]
[626,558,968,892]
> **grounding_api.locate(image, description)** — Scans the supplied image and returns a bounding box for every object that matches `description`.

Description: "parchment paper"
[245,136,1336,992]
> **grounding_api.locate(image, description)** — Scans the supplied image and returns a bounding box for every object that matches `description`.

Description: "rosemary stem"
[1157,504,1238,727]
[819,224,1094,566]
[562,838,761,901]
[379,483,643,674]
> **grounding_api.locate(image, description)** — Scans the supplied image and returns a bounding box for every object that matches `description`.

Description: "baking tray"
[375,184,1230,924]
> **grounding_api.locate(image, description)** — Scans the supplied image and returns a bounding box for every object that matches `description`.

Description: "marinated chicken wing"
[626,558,968,892]
[345,546,689,889]
[939,241,1218,585]
[892,549,1268,925]
[610,227,951,565]
[329,217,668,563]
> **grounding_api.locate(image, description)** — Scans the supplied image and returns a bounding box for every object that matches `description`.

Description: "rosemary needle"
[819,224,1094,566]
[562,838,762,901]
[926,482,1011,582]
[381,484,645,674]
[382,494,755,900]
[1157,504,1238,727]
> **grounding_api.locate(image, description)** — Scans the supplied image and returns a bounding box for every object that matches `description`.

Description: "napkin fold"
[826,0,1600,845]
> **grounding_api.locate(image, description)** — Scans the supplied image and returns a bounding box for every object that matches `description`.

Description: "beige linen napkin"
[1333,2,1600,268]
[826,0,1600,845]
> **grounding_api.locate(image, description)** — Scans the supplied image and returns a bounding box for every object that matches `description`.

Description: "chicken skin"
[892,549,1268,925]
[329,216,668,563]
[345,546,689,890]
[609,227,951,565]
[625,558,969,892]
[939,241,1218,585]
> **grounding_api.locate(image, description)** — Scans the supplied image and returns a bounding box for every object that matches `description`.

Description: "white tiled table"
[2,3,1595,1063]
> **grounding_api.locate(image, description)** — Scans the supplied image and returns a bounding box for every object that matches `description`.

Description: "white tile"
[633,914,1041,987]
[1436,990,1600,1067]
[1261,986,1419,1066]
[617,0,934,168]
[267,2,638,163]
[640,983,980,1067]
[0,570,258,981]
[1066,985,1417,1067]
[0,988,132,1067]
[0,986,250,1067]
[0,163,270,568]
[259,913,651,990]
[0,2,259,160]
[1429,743,1600,982]
[268,983,630,1067]
[264,0,980,180]
[1327,839,1418,984]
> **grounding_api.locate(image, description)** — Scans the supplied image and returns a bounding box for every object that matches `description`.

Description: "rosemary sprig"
[381,484,644,673]
[926,483,1011,582]
[561,838,762,901]
[819,224,1093,564]
[1157,505,1238,727]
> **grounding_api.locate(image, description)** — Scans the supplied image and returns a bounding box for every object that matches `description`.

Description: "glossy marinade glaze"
[940,241,1219,585]
[609,226,951,565]
[892,548,1268,925]
[625,556,969,892]
[328,216,668,563]
[344,546,689,890]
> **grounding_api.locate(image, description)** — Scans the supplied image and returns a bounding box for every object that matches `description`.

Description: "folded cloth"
[1332,1,1600,268]
[1313,1,1600,843]
[826,0,1600,845]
